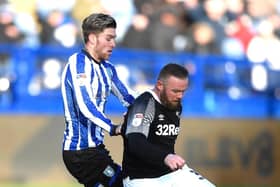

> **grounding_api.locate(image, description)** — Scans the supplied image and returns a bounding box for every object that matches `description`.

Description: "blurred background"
[0,0,279,186]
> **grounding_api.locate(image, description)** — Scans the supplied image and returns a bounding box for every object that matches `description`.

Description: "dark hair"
[82,13,117,43]
[158,63,189,82]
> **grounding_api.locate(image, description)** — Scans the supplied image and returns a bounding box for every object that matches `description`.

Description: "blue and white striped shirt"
[61,49,136,151]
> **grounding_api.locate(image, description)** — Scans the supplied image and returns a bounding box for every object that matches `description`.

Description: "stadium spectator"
[100,0,136,43]
[38,9,80,47]
[224,14,255,57]
[0,5,25,44]
[148,0,187,52]
[200,0,229,55]
[120,13,153,50]
[121,0,189,52]
[189,21,220,54]
[8,0,40,48]
[182,0,205,24]
[120,0,159,50]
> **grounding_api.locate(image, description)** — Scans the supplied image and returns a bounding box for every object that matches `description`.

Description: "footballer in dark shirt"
[122,63,216,187]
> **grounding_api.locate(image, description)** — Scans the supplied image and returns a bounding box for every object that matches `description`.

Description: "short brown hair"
[158,63,189,82]
[82,13,117,43]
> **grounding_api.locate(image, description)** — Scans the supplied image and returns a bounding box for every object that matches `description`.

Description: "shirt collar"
[147,89,161,104]
[81,48,101,64]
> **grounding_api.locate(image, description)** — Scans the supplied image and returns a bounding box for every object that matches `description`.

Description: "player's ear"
[156,79,164,91]
[88,33,96,46]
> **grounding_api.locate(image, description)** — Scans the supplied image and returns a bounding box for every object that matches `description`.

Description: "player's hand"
[115,124,122,135]
[110,124,122,136]
[164,154,185,171]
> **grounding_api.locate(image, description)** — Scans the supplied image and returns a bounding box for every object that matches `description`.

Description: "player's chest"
[150,110,180,137]
[90,65,112,96]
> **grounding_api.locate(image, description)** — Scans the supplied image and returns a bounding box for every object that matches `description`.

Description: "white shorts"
[123,165,216,187]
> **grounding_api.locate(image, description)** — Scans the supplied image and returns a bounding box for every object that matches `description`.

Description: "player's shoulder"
[102,60,116,73]
[133,91,154,105]
[67,51,88,65]
[137,91,152,98]
[68,52,79,62]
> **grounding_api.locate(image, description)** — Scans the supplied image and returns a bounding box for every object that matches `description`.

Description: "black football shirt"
[122,90,182,179]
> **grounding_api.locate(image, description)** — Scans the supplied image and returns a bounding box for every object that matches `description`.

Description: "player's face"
[159,76,188,110]
[93,28,116,61]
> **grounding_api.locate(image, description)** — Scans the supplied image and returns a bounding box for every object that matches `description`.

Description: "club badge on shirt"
[76,73,87,86]
[132,113,143,127]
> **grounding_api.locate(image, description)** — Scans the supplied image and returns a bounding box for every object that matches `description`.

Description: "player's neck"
[84,44,101,63]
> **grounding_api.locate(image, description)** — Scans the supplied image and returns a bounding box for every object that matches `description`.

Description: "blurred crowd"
[0,0,280,85]
[0,0,279,83]
[0,0,279,113]
[0,0,279,62]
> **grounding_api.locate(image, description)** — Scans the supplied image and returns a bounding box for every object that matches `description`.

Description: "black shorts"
[63,144,123,187]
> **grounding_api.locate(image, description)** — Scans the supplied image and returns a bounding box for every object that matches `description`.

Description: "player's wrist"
[110,125,117,136]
